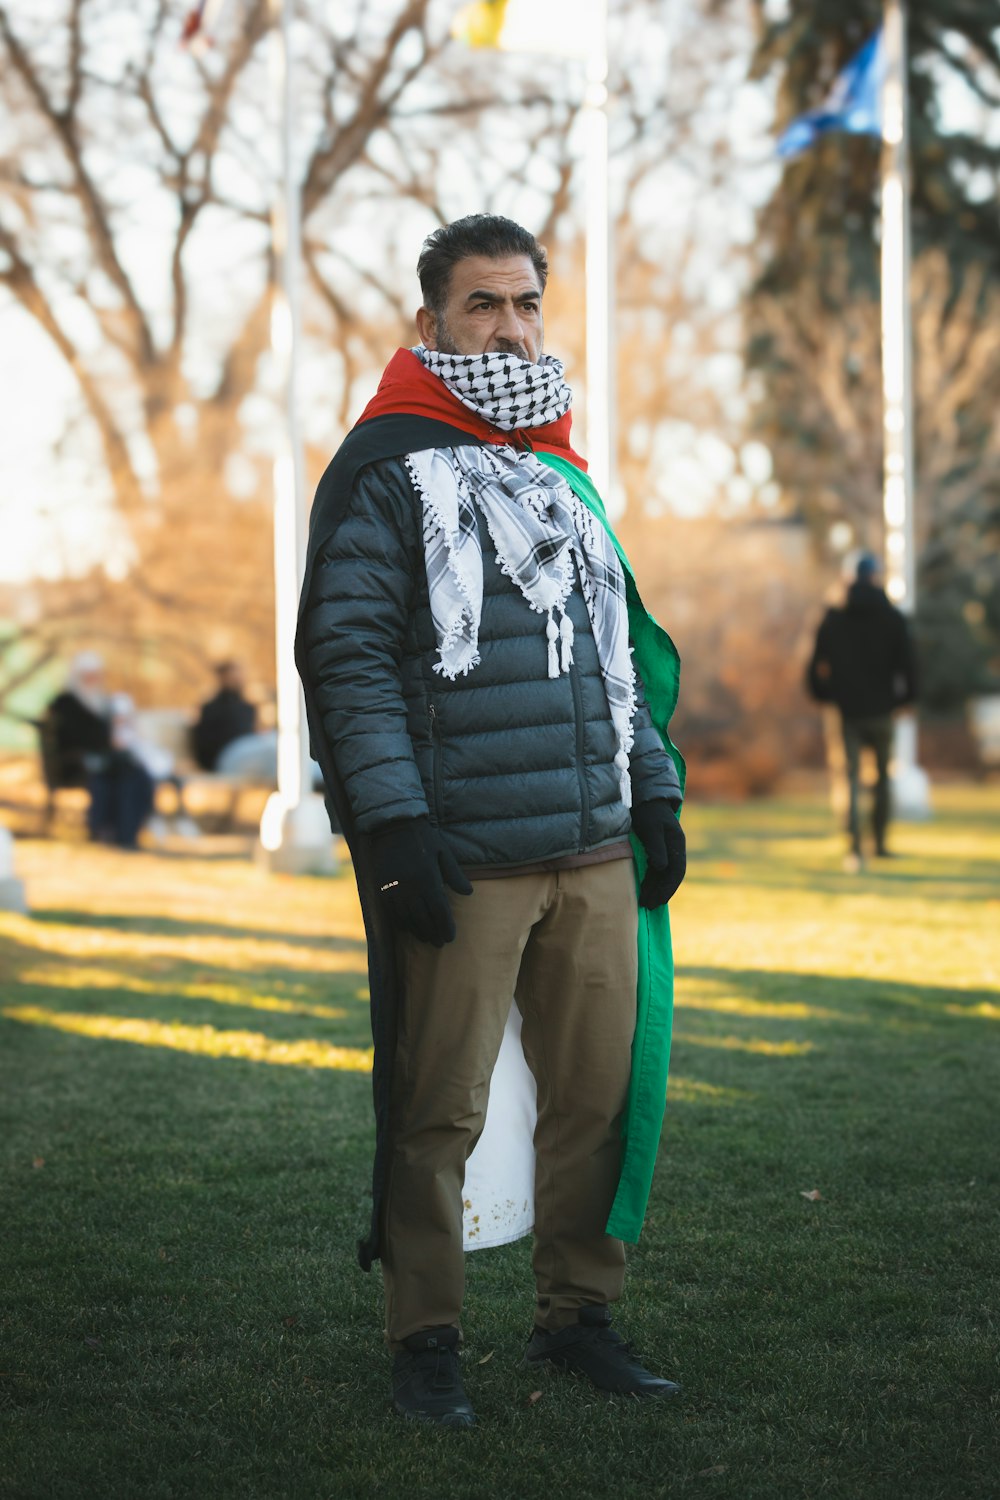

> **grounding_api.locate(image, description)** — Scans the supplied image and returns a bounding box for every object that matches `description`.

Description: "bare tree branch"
[0,223,143,511]
[0,3,155,367]
[301,0,437,218]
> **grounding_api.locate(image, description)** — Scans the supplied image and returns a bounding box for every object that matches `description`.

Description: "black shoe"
[391,1326,475,1429]
[525,1306,680,1399]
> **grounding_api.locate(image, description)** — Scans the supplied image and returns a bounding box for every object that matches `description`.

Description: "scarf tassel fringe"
[546,610,575,679]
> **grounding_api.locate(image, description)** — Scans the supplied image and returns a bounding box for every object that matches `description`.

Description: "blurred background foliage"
[747,0,1000,714]
[0,0,996,792]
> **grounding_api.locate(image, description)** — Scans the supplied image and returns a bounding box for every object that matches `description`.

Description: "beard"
[434,314,539,366]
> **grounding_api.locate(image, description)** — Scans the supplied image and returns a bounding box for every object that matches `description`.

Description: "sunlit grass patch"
[3,1004,374,1072]
[13,965,348,1021]
[675,991,847,1022]
[673,1031,815,1057]
[667,1076,755,1104]
[946,1000,1000,1021]
[0,911,366,978]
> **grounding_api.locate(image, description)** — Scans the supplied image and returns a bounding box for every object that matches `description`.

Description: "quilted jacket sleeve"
[629,666,682,809]
[299,459,429,833]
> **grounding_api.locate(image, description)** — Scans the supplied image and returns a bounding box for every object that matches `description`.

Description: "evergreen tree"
[747,0,1000,712]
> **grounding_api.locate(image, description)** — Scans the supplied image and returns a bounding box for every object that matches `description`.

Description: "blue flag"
[777,30,884,159]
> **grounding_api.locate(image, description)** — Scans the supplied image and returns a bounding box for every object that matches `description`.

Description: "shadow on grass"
[31,909,368,952]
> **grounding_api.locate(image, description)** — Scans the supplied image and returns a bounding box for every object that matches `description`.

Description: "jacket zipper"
[568,662,589,852]
[428,703,444,822]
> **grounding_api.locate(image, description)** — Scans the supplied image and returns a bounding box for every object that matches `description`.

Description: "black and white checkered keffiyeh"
[418,347,573,431]
[407,349,637,806]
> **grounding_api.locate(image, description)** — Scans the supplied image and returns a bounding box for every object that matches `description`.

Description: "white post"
[880,0,929,817]
[258,0,336,872]
[0,825,27,913]
[583,0,619,513]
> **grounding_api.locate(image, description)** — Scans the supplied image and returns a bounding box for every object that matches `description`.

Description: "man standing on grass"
[807,551,917,869]
[296,215,685,1428]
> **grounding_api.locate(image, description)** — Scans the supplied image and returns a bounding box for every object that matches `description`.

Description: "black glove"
[631,799,686,909]
[369,816,472,947]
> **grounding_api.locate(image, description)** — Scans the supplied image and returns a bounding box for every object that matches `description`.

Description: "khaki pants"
[382,858,638,1348]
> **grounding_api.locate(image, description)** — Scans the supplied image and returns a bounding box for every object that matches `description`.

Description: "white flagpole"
[880,0,929,817]
[461,1,617,507]
[583,0,619,513]
[0,825,26,912]
[259,0,335,871]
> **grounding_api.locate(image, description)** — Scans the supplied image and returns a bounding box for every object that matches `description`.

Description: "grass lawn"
[1,787,998,1500]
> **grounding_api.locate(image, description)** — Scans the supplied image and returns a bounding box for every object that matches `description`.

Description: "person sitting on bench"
[44,652,154,850]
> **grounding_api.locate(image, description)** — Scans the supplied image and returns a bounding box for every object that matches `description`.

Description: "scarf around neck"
[417,347,574,431]
[407,347,636,806]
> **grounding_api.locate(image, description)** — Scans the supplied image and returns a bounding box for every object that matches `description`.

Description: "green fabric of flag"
[538,451,684,1242]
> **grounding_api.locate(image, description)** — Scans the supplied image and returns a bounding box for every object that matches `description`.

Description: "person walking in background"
[45,653,155,850]
[807,552,917,868]
[297,214,686,1428]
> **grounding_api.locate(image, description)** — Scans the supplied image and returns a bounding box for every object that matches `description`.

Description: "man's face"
[416,254,544,364]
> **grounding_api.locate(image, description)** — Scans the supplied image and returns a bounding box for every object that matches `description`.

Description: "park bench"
[137,707,279,831]
[33,708,276,836]
[31,711,89,833]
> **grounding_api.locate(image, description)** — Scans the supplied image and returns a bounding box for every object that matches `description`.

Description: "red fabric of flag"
[357,348,588,470]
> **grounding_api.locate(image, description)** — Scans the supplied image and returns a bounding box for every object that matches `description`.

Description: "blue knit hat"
[855,551,881,583]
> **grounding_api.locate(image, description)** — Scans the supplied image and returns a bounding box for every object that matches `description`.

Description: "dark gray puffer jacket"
[300,454,681,868]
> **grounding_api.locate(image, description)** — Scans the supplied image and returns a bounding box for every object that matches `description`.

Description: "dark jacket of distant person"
[46,690,114,783]
[192,687,256,771]
[807,579,917,719]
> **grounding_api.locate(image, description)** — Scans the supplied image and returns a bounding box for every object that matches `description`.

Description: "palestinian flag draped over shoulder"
[296,349,684,1259]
